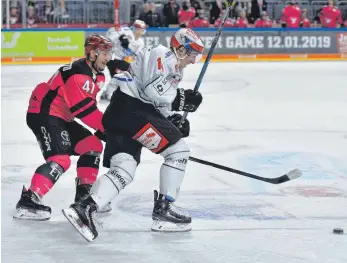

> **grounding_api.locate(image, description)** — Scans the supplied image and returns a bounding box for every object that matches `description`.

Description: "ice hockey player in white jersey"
[101,20,147,100]
[62,28,204,242]
[106,19,146,60]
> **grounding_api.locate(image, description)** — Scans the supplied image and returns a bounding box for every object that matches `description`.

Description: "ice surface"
[1,62,347,263]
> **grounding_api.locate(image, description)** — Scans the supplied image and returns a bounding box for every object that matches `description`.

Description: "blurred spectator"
[40,0,69,23]
[178,0,196,27]
[249,0,268,24]
[190,0,203,17]
[281,0,301,28]
[255,11,272,27]
[191,9,210,27]
[143,2,162,27]
[27,5,41,25]
[320,0,343,28]
[9,6,21,24]
[42,0,55,23]
[55,0,69,21]
[344,20,347,27]
[209,0,226,24]
[234,0,251,19]
[27,0,36,8]
[300,9,311,28]
[214,10,234,27]
[139,3,150,21]
[234,10,249,27]
[162,0,180,26]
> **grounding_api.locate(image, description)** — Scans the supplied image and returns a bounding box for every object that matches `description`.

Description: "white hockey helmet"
[170,28,204,58]
[133,20,147,34]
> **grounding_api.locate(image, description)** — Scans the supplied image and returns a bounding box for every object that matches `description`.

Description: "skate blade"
[13,208,50,221]
[151,220,192,232]
[62,208,95,242]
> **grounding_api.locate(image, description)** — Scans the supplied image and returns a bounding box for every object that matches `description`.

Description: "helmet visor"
[183,43,203,63]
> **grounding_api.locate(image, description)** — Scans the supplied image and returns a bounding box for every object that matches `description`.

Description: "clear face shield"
[183,43,203,63]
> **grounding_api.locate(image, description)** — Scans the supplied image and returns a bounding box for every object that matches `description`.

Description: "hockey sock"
[29,155,70,197]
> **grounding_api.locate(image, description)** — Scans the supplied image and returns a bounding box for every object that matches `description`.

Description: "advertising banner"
[2,29,347,64]
[1,31,84,58]
[85,29,347,61]
[142,30,345,55]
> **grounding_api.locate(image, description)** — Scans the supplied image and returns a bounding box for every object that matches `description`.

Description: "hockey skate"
[62,195,99,242]
[151,190,192,232]
[13,186,51,221]
[74,178,112,213]
[74,178,92,202]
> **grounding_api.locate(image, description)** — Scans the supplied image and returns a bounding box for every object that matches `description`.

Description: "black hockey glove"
[119,34,130,49]
[94,130,107,142]
[171,88,203,113]
[168,114,190,137]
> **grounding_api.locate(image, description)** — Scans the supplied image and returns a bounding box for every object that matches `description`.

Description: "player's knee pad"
[160,139,190,171]
[77,151,101,169]
[36,155,70,184]
[105,153,137,192]
[47,154,71,171]
[74,135,103,155]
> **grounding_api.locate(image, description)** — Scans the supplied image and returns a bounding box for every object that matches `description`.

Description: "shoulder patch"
[165,51,173,58]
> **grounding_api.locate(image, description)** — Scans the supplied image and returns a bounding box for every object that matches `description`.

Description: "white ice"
[1,62,347,263]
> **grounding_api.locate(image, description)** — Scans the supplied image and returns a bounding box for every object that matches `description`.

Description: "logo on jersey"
[165,51,173,58]
[132,123,168,153]
[151,75,171,96]
[61,130,71,146]
[40,126,51,152]
[171,74,181,85]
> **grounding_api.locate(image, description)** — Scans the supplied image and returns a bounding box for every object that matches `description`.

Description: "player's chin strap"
[172,47,188,66]
[87,49,101,73]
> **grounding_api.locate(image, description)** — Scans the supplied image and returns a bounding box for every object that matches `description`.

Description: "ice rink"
[1,61,347,263]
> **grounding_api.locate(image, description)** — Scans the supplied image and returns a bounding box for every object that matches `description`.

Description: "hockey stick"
[189,156,303,184]
[179,0,236,126]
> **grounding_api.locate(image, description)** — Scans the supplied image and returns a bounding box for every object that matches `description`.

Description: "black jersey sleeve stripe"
[69,97,93,113]
[75,104,97,119]
[40,90,59,114]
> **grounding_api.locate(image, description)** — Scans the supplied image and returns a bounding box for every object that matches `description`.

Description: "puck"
[333,228,344,234]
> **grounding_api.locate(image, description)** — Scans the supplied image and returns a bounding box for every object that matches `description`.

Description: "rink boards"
[1,28,347,64]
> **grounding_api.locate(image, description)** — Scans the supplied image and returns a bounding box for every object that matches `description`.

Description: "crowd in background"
[3,0,347,28]
[138,0,347,28]
[5,0,70,25]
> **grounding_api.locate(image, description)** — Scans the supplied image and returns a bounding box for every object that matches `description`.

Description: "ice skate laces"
[30,191,43,205]
[167,201,190,218]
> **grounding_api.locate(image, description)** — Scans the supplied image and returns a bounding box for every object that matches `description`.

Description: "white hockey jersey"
[106,26,145,59]
[109,44,183,116]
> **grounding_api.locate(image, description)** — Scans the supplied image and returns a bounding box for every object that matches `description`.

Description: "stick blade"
[273,168,303,184]
[286,168,303,180]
